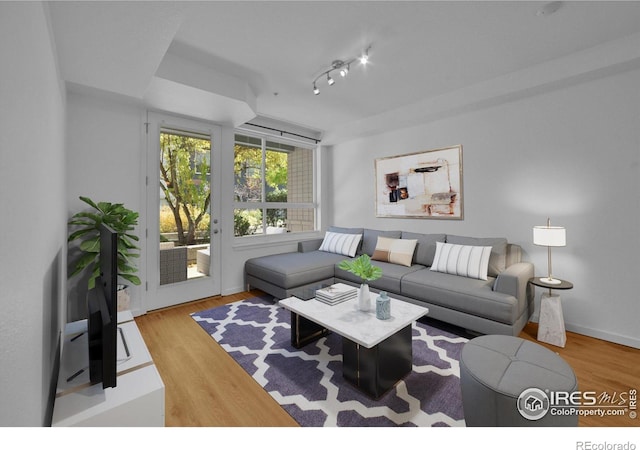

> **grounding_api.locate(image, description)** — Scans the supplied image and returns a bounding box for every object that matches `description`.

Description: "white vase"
[358,283,371,311]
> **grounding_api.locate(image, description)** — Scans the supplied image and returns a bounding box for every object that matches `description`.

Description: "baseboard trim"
[531,317,640,349]
[222,286,245,297]
[565,321,640,349]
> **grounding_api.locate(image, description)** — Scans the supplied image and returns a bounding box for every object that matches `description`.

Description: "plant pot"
[358,283,371,311]
[117,284,130,312]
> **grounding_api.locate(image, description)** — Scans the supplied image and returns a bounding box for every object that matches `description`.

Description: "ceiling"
[49,1,640,144]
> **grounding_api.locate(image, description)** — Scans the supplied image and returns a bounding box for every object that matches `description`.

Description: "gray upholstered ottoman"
[460,335,578,426]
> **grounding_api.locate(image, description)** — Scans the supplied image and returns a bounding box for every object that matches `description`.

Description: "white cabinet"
[52,311,164,427]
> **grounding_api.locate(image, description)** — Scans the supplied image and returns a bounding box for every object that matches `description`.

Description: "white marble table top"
[279,291,429,348]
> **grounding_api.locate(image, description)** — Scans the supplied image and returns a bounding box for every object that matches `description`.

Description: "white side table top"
[279,291,428,348]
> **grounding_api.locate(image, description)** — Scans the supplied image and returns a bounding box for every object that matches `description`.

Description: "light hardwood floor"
[135,290,640,427]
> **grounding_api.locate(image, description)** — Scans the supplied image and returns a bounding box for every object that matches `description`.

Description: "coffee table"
[279,289,429,399]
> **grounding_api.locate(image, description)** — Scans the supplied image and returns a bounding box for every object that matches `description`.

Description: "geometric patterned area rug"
[191,296,468,427]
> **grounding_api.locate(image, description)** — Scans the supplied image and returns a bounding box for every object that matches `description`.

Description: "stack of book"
[315,283,358,305]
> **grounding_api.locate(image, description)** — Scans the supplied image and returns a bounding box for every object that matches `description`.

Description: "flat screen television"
[87,223,118,389]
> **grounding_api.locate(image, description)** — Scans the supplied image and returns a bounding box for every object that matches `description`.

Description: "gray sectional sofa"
[245,226,534,336]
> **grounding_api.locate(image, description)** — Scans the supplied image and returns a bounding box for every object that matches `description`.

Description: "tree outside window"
[160,131,211,246]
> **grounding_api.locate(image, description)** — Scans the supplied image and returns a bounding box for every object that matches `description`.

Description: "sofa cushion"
[431,242,492,281]
[328,226,363,235]
[401,269,520,325]
[446,235,508,277]
[401,232,446,266]
[335,260,425,294]
[372,236,417,267]
[361,229,402,256]
[318,231,362,257]
[245,250,346,289]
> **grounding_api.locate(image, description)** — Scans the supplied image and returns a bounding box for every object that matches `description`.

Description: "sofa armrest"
[298,238,324,253]
[493,262,534,307]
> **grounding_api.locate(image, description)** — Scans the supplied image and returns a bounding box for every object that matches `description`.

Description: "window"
[234,132,316,237]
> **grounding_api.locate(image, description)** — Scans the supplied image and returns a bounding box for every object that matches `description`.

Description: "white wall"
[328,68,640,349]
[66,90,146,318]
[0,3,67,425]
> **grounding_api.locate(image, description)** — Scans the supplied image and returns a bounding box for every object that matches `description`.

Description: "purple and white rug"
[191,296,467,427]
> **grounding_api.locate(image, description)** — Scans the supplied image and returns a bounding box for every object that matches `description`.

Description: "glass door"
[146,113,221,310]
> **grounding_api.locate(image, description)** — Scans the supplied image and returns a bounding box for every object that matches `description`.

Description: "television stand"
[52,311,164,426]
[65,325,131,383]
[117,326,131,359]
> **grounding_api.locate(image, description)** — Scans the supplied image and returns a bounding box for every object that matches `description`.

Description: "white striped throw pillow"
[430,242,492,280]
[319,231,362,257]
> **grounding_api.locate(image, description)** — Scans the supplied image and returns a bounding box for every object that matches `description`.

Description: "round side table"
[529,277,573,348]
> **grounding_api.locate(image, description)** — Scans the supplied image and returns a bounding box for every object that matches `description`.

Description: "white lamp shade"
[533,226,566,247]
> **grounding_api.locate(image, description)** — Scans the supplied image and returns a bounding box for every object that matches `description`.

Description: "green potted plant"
[338,254,383,311]
[68,196,141,293]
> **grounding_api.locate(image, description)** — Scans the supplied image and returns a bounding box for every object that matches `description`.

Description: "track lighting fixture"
[311,45,371,95]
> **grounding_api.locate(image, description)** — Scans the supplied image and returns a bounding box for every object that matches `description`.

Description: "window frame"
[233,129,318,239]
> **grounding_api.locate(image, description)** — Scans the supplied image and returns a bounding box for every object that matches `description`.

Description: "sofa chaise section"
[245,248,345,299]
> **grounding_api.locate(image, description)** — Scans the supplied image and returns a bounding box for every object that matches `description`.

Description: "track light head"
[313,83,320,95]
[360,46,370,65]
[327,74,335,86]
[340,64,349,77]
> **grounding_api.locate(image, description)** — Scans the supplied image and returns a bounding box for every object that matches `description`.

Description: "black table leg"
[290,312,329,349]
[342,324,412,399]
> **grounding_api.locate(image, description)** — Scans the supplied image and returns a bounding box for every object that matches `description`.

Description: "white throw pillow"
[319,231,362,257]
[430,242,492,280]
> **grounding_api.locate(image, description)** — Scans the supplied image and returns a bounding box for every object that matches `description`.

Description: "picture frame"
[374,145,463,219]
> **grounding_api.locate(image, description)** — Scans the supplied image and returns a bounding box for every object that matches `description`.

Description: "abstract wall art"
[375,145,463,219]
